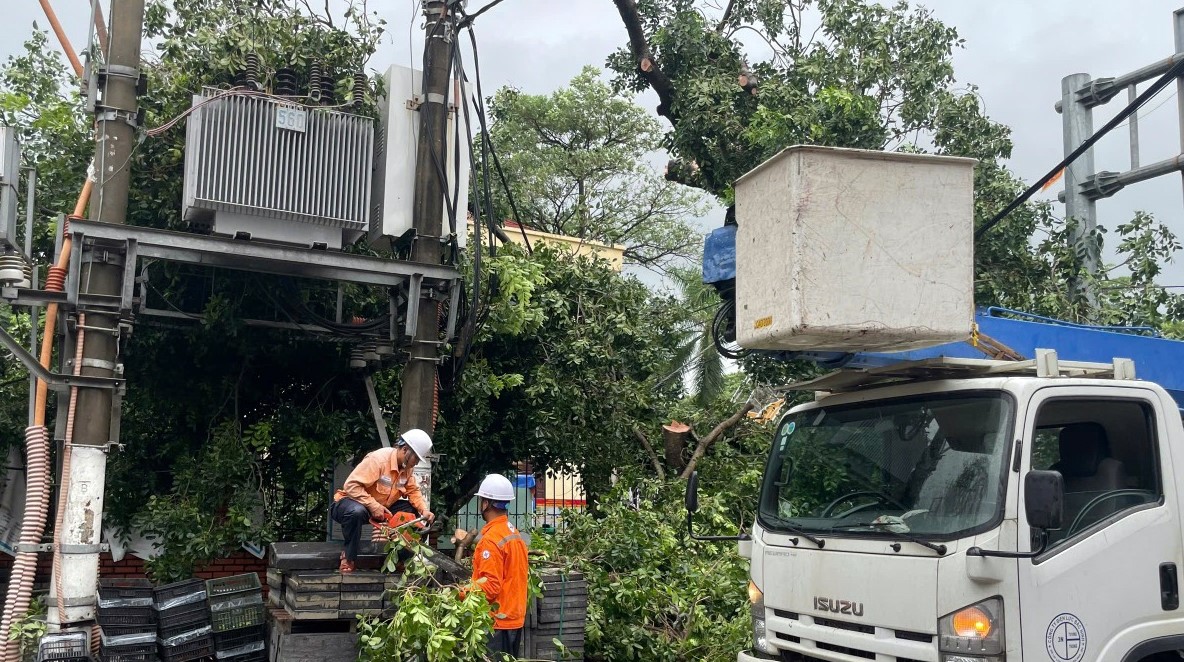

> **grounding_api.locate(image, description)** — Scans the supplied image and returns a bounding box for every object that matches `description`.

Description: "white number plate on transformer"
[275,106,308,133]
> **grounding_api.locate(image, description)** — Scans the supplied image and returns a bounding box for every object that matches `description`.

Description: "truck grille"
[768,611,935,662]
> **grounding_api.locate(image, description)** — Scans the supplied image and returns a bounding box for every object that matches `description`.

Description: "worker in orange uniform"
[471,474,529,658]
[331,430,435,573]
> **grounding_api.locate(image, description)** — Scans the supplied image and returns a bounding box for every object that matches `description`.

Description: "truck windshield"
[759,393,1013,540]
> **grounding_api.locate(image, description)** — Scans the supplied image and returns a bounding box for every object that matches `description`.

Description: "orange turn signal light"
[951,606,992,638]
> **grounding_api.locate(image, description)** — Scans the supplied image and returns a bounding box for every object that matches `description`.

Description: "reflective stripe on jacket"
[333,447,428,518]
[471,514,529,630]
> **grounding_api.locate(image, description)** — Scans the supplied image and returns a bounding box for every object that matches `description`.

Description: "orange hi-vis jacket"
[333,447,428,519]
[471,514,530,630]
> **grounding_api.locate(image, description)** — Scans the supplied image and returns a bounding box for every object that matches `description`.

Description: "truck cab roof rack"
[787,351,1134,395]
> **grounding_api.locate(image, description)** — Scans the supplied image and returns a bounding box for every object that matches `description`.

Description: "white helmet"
[476,474,515,502]
[398,429,433,461]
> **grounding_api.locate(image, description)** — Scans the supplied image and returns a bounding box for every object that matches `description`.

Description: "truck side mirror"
[685,471,700,514]
[969,470,1065,559]
[1024,470,1064,531]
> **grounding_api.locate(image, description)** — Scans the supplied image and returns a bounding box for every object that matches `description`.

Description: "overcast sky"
[5,1,1184,283]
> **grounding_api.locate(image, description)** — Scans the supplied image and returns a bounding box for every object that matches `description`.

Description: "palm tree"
[666,266,726,407]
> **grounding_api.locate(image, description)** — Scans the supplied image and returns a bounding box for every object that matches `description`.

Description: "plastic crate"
[154,579,206,610]
[36,632,90,662]
[216,650,266,662]
[209,603,265,633]
[100,624,156,639]
[158,612,211,642]
[97,606,156,626]
[100,651,158,662]
[216,651,265,662]
[158,599,208,629]
[159,634,214,662]
[213,625,264,651]
[205,573,260,599]
[99,641,157,657]
[98,579,154,601]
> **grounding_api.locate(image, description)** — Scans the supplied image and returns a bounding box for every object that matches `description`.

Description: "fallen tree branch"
[680,403,755,480]
[634,426,666,479]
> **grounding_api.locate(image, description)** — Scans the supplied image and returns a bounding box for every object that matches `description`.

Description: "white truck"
[696,147,1184,662]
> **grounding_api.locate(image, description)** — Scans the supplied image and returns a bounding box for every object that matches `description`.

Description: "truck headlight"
[939,597,1004,662]
[749,580,775,657]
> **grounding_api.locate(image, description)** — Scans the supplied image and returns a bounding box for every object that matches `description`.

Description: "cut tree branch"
[612,0,679,122]
[715,0,739,33]
[634,426,665,480]
[679,403,755,480]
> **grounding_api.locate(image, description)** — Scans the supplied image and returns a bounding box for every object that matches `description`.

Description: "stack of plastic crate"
[96,579,158,662]
[37,631,91,662]
[154,579,212,662]
[206,573,266,661]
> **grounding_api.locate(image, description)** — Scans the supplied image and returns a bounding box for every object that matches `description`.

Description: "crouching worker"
[331,429,435,573]
[470,474,529,658]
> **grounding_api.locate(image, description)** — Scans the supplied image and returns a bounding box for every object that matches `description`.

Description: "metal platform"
[787,352,1133,395]
[0,218,461,399]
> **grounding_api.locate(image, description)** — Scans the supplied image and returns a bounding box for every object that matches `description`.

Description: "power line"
[459,0,509,27]
[976,57,1184,240]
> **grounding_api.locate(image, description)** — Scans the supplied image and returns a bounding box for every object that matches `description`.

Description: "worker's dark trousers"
[488,628,522,658]
[331,497,417,561]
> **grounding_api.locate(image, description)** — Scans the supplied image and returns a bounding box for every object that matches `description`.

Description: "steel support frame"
[3,220,463,444]
[1055,9,1184,221]
[0,321,123,392]
[2,220,462,342]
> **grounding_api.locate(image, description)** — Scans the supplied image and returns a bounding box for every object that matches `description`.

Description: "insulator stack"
[308,62,323,103]
[244,52,262,91]
[275,67,299,97]
[352,72,367,108]
[45,266,66,292]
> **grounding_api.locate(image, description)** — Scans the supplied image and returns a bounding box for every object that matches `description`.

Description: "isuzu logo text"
[814,597,864,617]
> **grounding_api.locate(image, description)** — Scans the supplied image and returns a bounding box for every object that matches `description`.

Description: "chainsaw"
[370,510,428,544]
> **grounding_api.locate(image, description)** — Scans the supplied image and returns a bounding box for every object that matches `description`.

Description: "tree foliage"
[535,410,769,662]
[430,244,683,512]
[358,540,496,662]
[485,66,707,269]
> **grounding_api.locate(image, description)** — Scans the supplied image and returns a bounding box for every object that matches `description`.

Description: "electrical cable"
[462,22,532,254]
[449,8,511,384]
[465,32,499,254]
[459,0,510,27]
[712,300,748,360]
[976,57,1184,241]
[269,277,389,335]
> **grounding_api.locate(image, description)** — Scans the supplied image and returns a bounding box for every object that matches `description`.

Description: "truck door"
[1017,387,1183,661]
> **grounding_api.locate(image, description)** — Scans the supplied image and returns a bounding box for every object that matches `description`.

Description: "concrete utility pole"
[51,0,146,626]
[399,0,454,466]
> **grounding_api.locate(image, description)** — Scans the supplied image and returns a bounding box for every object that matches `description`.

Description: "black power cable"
[458,0,509,27]
[464,23,532,254]
[976,57,1184,240]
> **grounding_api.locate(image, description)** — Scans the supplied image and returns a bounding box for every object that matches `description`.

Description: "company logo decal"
[1045,613,1086,662]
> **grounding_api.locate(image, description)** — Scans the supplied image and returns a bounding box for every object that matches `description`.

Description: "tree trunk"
[662,421,691,471]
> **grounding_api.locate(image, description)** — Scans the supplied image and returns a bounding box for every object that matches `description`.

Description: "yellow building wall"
[501,225,626,273]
